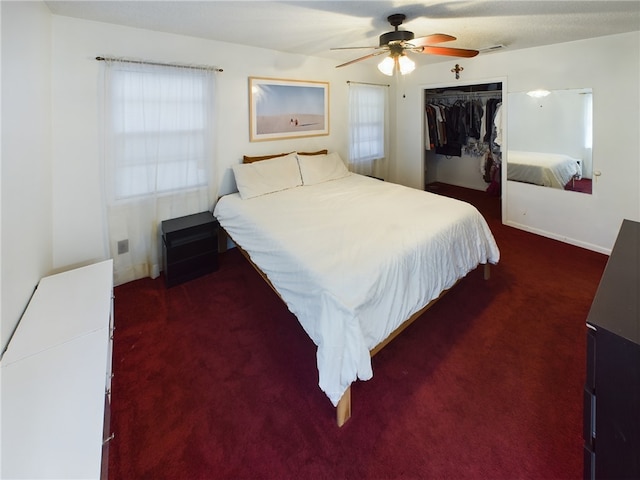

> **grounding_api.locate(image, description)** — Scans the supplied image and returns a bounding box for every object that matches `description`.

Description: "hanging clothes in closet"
[424,84,503,196]
[482,98,503,196]
[425,101,463,156]
[425,94,501,157]
[482,98,501,144]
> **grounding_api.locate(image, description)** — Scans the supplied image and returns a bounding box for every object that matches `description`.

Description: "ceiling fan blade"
[420,46,479,58]
[335,50,387,68]
[409,34,457,47]
[330,46,378,51]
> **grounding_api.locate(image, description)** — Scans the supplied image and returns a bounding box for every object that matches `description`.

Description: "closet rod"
[347,80,390,87]
[95,56,223,72]
[426,90,501,99]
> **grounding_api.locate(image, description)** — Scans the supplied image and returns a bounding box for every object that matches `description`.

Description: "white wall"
[1,1,53,353]
[425,150,492,191]
[395,32,640,253]
[49,15,387,270]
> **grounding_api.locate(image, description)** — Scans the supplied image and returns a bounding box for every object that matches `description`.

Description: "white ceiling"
[44,1,640,68]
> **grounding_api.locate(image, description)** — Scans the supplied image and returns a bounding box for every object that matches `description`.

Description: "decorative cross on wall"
[451,64,464,79]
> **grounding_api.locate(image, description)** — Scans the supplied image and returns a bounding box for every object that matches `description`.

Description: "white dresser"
[1,259,114,479]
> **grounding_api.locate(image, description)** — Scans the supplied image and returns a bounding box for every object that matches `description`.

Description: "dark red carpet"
[108,184,608,479]
[565,178,593,194]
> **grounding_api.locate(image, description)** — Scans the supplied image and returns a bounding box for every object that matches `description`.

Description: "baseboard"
[504,220,611,255]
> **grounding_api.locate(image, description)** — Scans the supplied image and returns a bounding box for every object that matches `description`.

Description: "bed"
[213,151,500,426]
[507,150,582,189]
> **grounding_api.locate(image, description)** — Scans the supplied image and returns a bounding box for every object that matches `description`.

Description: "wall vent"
[117,239,129,255]
[478,44,506,53]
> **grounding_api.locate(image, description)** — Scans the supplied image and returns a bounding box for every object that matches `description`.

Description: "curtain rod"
[347,80,390,87]
[95,56,223,72]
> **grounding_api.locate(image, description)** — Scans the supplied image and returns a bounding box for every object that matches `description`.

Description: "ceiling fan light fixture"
[398,54,415,75]
[377,56,396,76]
[378,53,415,76]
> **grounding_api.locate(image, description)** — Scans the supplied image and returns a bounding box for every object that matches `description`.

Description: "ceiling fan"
[333,14,479,76]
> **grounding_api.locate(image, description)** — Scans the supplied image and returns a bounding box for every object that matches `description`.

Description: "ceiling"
[44,1,640,68]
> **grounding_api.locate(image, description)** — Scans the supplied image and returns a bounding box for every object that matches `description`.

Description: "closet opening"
[424,82,503,222]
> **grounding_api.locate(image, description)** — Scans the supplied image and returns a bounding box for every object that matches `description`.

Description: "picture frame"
[249,77,329,142]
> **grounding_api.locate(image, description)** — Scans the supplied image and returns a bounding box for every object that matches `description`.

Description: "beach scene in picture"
[254,83,326,135]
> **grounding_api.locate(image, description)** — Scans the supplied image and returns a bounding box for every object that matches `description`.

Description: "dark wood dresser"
[583,219,639,479]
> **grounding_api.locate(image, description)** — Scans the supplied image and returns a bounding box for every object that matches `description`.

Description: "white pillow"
[297,152,350,186]
[232,153,302,199]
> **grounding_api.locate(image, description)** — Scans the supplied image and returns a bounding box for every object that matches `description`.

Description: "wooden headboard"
[242,149,327,163]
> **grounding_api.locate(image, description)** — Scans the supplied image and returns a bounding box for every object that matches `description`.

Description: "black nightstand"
[161,211,219,287]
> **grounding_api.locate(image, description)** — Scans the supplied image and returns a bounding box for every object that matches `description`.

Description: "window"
[102,59,217,284]
[105,62,215,201]
[348,83,388,175]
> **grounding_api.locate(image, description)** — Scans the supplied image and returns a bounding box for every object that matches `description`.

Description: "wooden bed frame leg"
[336,386,351,427]
[484,263,491,280]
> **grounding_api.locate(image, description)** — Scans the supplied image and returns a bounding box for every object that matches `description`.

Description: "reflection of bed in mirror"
[507,150,582,189]
[507,88,593,194]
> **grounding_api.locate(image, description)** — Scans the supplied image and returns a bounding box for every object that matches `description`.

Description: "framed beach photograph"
[249,77,329,142]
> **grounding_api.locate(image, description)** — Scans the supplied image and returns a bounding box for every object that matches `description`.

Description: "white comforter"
[508,150,581,188]
[214,174,500,406]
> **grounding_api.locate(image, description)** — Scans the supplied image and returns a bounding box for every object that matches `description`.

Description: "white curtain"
[348,83,388,178]
[101,60,218,285]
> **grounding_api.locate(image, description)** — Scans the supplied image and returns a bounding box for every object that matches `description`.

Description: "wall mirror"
[507,88,593,194]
